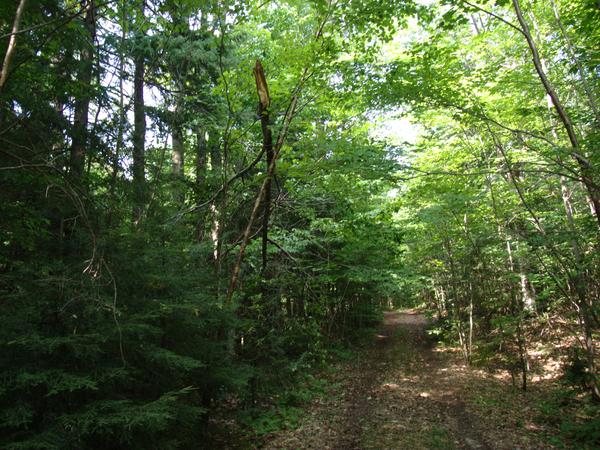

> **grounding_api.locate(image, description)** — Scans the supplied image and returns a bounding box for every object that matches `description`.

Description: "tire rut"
[263,310,521,450]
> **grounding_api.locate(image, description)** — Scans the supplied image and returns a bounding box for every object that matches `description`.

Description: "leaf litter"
[262,310,561,450]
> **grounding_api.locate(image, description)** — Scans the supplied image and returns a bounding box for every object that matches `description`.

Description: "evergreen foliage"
[0,0,598,447]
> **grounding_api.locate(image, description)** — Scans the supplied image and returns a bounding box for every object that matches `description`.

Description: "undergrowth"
[235,334,367,442]
[537,387,600,449]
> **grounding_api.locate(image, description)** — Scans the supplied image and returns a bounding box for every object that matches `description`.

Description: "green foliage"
[0,0,407,447]
[239,405,303,437]
[2,0,598,446]
[370,0,600,403]
[238,373,328,438]
[537,389,600,450]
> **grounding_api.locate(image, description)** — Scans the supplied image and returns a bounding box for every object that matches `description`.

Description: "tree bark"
[194,129,207,241]
[227,86,298,303]
[549,0,600,125]
[172,124,184,177]
[254,61,274,274]
[209,136,222,262]
[132,1,146,223]
[196,130,207,190]
[166,8,189,198]
[559,172,600,401]
[493,122,600,400]
[107,0,127,228]
[69,0,96,179]
[0,0,28,94]
[512,0,600,231]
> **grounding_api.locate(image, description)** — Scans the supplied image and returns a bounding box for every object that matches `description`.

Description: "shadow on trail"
[263,309,552,450]
[332,310,490,450]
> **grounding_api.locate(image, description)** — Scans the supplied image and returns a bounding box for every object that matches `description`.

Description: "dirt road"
[263,310,552,450]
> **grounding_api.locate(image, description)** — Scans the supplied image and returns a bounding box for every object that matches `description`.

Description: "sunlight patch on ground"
[396,376,420,383]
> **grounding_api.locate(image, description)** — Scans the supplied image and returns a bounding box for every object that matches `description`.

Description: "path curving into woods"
[262,310,552,450]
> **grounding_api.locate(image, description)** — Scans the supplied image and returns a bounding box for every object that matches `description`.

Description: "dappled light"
[1,0,598,448]
[266,311,565,449]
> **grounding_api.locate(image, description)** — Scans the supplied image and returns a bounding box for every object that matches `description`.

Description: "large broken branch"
[226,83,297,303]
[253,60,275,274]
[253,59,271,110]
[226,4,334,302]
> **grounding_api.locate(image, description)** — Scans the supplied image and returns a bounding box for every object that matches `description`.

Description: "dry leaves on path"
[262,310,559,450]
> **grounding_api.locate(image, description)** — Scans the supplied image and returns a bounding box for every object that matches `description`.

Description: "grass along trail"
[262,310,558,450]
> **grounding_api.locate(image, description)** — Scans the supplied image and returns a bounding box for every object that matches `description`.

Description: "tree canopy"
[0,0,599,448]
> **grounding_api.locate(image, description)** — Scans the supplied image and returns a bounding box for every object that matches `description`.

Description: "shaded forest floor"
[253,310,570,450]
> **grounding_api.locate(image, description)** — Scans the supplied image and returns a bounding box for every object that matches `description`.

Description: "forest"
[0,0,599,448]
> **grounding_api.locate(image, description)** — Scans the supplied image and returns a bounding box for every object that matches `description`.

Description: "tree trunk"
[514,238,536,313]
[132,0,146,223]
[172,126,184,177]
[254,61,274,274]
[107,1,127,228]
[512,0,600,231]
[549,0,600,125]
[0,0,28,94]
[209,136,222,262]
[444,238,470,363]
[69,0,96,179]
[560,171,600,401]
[227,87,298,303]
[519,270,536,313]
[196,130,207,191]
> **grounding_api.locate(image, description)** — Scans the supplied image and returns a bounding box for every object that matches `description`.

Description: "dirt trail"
[263,310,551,450]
